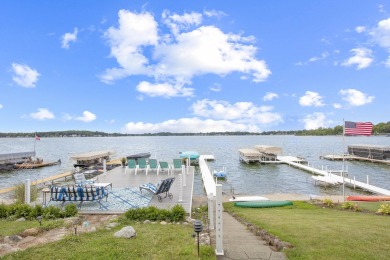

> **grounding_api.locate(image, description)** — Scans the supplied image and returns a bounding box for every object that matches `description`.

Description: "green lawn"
[224,201,390,260]
[2,220,215,260]
[0,220,40,237]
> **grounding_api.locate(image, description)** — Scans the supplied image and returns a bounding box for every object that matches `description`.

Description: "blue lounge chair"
[139,177,175,202]
[158,161,170,175]
[125,159,137,174]
[148,159,159,175]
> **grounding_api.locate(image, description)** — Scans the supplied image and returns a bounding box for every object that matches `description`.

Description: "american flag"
[35,134,40,141]
[344,121,373,136]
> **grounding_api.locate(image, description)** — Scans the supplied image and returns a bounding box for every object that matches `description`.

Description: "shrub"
[40,219,64,231]
[323,199,334,208]
[42,206,62,219]
[124,204,186,222]
[63,204,78,217]
[14,203,33,219]
[0,203,9,218]
[376,203,390,215]
[341,201,360,211]
[30,204,44,219]
[170,204,186,222]
[14,182,38,203]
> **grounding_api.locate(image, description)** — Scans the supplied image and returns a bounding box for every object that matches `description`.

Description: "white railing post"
[103,159,107,175]
[208,193,214,230]
[178,174,183,202]
[25,179,31,204]
[182,165,186,187]
[215,184,224,255]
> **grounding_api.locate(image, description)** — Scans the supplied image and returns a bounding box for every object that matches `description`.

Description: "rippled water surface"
[1,136,389,196]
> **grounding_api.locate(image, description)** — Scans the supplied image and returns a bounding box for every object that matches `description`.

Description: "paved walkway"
[217,212,286,260]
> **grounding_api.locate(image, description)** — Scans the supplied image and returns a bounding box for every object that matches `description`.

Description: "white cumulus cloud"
[122,117,259,134]
[263,92,279,101]
[191,99,282,124]
[339,89,374,106]
[341,48,373,69]
[30,108,55,120]
[209,83,222,92]
[12,63,40,88]
[136,81,194,98]
[101,10,271,95]
[333,103,342,109]
[0,104,3,109]
[301,112,329,130]
[61,28,78,49]
[75,111,96,122]
[369,18,390,48]
[355,26,366,33]
[299,91,324,107]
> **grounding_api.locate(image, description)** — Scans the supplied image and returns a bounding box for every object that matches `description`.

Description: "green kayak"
[234,200,293,208]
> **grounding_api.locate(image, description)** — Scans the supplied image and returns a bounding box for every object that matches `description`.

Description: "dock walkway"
[199,155,216,196]
[277,156,390,196]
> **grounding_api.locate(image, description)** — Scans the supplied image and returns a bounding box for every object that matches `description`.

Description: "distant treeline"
[1,121,389,137]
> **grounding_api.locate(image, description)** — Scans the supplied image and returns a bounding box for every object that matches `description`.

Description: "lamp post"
[193,220,203,257]
[73,219,80,235]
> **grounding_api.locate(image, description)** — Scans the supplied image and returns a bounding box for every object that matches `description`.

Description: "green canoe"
[234,200,293,208]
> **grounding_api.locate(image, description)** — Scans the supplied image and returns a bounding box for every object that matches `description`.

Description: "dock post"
[208,193,214,230]
[182,166,186,187]
[25,179,31,205]
[178,174,183,202]
[367,175,369,185]
[215,184,224,256]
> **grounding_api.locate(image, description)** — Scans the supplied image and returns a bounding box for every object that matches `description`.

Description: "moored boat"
[213,167,227,178]
[71,150,115,169]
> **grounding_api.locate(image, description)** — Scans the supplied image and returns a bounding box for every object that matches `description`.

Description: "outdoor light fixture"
[73,219,79,235]
[36,216,42,226]
[193,220,203,257]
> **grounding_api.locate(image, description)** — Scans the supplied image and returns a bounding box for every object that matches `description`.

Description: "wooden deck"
[321,154,390,165]
[88,165,195,214]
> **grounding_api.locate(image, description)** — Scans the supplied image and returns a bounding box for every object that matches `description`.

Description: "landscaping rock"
[4,235,22,245]
[106,222,119,229]
[17,236,36,246]
[114,226,136,239]
[87,227,97,233]
[182,222,188,225]
[21,228,40,237]
[186,217,194,223]
[143,220,150,224]
[15,217,26,222]
[160,221,167,225]
[0,243,13,251]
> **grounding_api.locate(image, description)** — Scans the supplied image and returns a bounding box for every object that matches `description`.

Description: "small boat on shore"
[234,200,293,208]
[14,159,61,169]
[346,195,390,202]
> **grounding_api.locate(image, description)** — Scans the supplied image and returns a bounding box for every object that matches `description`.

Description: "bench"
[49,185,109,208]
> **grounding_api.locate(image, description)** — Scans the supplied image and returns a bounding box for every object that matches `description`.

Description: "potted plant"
[121,157,126,167]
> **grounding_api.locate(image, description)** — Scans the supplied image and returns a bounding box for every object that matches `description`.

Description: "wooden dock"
[0,171,74,194]
[321,154,390,165]
[278,156,390,196]
[199,155,216,196]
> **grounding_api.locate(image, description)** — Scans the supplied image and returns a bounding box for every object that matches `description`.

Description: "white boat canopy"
[70,150,115,161]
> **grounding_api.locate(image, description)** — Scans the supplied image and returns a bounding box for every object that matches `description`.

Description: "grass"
[224,201,390,259]
[2,220,215,260]
[0,220,40,237]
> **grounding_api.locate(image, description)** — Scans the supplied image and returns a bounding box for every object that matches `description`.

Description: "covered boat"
[213,166,227,178]
[179,151,200,165]
[70,150,115,168]
[234,200,293,208]
[126,152,151,160]
[238,149,262,163]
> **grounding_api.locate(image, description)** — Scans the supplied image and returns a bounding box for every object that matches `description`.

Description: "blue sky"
[1,1,389,133]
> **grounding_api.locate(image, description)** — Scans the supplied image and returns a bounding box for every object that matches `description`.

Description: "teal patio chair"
[147,159,159,175]
[172,159,183,174]
[125,159,137,174]
[136,158,147,175]
[158,161,170,175]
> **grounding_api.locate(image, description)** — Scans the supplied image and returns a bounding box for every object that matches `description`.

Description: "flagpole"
[34,132,36,158]
[342,120,345,202]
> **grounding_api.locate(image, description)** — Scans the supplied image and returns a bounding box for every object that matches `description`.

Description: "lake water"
[1,135,389,196]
